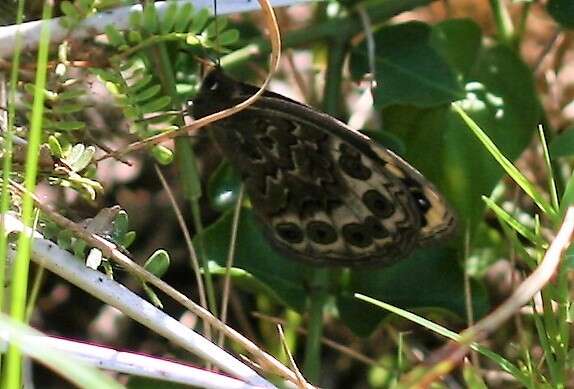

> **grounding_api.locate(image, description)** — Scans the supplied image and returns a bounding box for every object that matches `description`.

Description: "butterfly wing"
[192,69,455,266]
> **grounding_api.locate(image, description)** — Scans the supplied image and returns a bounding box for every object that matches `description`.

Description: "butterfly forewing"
[192,69,456,266]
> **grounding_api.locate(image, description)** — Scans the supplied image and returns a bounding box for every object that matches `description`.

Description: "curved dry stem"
[402,206,574,387]
[99,0,283,161]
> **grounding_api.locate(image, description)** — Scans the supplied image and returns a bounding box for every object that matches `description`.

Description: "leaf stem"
[302,268,329,383]
[488,0,515,48]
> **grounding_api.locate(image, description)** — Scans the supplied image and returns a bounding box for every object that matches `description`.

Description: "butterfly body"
[192,69,455,266]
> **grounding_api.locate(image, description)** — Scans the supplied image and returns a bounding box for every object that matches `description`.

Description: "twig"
[4,213,274,388]
[9,182,308,387]
[407,206,574,387]
[218,185,245,347]
[0,327,268,389]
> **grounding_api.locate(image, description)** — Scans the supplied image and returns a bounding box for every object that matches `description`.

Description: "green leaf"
[207,161,242,212]
[144,249,170,278]
[112,210,129,238]
[128,75,153,93]
[560,172,574,216]
[52,103,84,114]
[338,248,489,336]
[78,0,94,14]
[140,96,171,113]
[206,17,228,38]
[174,2,194,33]
[142,3,158,34]
[66,144,85,166]
[47,135,63,158]
[51,120,85,131]
[175,141,202,201]
[57,88,85,100]
[190,8,210,34]
[384,42,541,231]
[142,282,163,309]
[549,128,574,157]
[127,30,142,44]
[129,10,142,29]
[90,68,122,84]
[547,0,574,29]
[218,29,240,46]
[60,1,78,18]
[160,1,178,34]
[104,25,126,47]
[350,21,464,108]
[151,145,174,165]
[123,231,136,248]
[194,208,312,311]
[69,145,95,172]
[430,19,481,79]
[133,84,162,103]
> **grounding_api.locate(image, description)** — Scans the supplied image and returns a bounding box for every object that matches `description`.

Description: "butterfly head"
[191,68,258,118]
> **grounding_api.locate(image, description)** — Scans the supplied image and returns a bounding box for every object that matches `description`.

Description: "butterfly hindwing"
[191,69,456,266]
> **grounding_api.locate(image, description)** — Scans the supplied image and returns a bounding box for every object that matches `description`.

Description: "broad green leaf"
[207,161,242,212]
[338,248,489,336]
[560,172,574,216]
[194,208,312,311]
[549,128,574,158]
[350,21,464,108]
[547,0,574,29]
[383,26,541,231]
[430,18,481,79]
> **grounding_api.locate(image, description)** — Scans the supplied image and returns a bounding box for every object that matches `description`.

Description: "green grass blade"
[482,196,547,248]
[538,125,559,212]
[452,103,558,221]
[355,293,530,386]
[5,3,53,388]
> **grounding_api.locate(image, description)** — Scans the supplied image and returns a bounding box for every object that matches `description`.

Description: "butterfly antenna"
[357,4,377,89]
[213,0,221,67]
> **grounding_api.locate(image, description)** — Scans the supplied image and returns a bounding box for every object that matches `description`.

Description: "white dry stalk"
[0,0,310,58]
[3,213,276,389]
[0,331,267,389]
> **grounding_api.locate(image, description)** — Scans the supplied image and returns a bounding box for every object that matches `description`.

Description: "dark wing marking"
[191,69,456,266]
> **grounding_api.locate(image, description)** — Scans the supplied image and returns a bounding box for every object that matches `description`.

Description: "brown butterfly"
[191,68,456,266]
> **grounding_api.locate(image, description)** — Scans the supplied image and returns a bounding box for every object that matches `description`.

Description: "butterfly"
[191,68,456,267]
